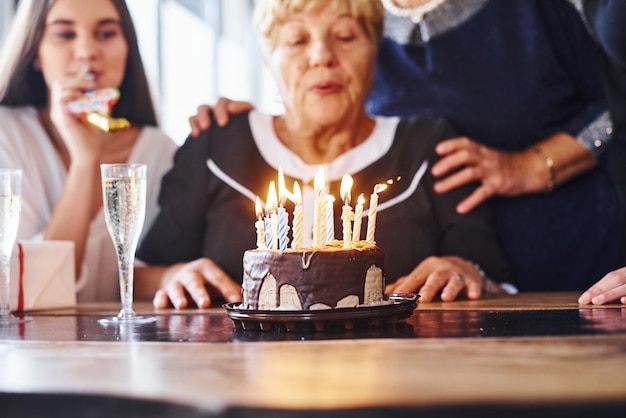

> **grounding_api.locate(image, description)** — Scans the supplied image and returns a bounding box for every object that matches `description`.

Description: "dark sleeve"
[423,122,514,284]
[538,0,611,157]
[582,0,626,185]
[137,130,213,265]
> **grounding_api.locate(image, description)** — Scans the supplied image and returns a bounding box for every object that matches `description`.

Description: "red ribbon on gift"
[17,242,25,312]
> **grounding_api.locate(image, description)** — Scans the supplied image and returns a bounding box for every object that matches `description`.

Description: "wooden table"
[1,292,625,417]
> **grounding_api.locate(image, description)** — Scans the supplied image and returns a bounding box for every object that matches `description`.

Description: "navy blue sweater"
[367,0,621,290]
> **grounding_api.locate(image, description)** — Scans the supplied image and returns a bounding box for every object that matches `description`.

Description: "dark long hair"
[0,0,158,127]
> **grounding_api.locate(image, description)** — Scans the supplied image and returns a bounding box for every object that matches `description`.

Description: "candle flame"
[340,174,353,205]
[293,181,302,204]
[266,181,278,213]
[357,193,365,205]
[374,183,387,194]
[255,196,263,218]
[314,165,325,195]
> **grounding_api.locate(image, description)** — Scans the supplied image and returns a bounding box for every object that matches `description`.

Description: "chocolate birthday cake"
[242,241,386,311]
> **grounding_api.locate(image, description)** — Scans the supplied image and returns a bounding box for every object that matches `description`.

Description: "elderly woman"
[136,0,512,308]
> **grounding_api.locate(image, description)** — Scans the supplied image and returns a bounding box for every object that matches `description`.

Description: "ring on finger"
[453,273,464,283]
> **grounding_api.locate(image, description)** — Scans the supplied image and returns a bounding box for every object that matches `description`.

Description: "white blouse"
[0,106,178,302]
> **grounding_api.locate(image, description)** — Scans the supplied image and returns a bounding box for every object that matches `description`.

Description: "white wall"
[128,0,282,144]
[0,0,15,47]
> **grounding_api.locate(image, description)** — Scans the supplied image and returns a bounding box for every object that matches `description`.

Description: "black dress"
[138,111,512,287]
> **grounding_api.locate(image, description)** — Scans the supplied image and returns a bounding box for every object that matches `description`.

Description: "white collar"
[248,110,399,185]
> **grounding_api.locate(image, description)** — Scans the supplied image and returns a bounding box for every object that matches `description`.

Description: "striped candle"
[352,193,365,242]
[292,182,303,249]
[277,167,290,251]
[366,184,387,243]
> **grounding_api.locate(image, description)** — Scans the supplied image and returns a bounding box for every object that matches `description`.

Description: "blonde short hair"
[254,0,384,51]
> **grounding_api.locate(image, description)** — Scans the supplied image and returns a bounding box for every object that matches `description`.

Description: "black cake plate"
[223,293,418,332]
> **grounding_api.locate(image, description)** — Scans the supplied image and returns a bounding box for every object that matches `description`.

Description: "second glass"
[99,163,155,326]
[0,168,31,325]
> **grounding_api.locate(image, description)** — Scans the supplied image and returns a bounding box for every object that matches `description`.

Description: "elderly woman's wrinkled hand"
[578,267,626,305]
[153,258,242,309]
[431,136,538,214]
[189,98,254,138]
[385,255,499,302]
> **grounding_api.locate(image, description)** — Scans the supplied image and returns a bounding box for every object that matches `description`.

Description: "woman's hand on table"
[385,256,502,302]
[578,267,626,305]
[153,258,242,309]
[189,98,254,137]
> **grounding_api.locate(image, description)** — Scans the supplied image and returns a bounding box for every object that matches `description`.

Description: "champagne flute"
[0,168,31,325]
[99,164,155,325]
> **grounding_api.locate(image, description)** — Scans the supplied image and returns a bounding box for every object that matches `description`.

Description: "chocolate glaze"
[242,244,385,310]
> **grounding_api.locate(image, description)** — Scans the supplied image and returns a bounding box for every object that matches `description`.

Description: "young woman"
[0,0,177,302]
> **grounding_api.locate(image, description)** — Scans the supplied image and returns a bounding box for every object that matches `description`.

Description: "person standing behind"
[366,0,621,293]
[578,0,626,305]
[0,0,177,302]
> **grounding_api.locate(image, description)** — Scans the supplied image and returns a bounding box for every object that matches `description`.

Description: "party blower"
[64,87,131,133]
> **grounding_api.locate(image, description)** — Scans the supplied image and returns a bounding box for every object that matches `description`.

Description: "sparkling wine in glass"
[99,164,155,325]
[0,168,31,325]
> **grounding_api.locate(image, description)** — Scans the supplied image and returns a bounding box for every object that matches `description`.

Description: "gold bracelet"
[532,147,555,193]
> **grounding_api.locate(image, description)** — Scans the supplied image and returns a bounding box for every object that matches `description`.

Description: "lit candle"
[312,166,326,248]
[352,193,365,242]
[366,183,387,243]
[340,174,354,249]
[255,196,266,249]
[325,195,336,243]
[266,181,279,250]
[277,167,290,252]
[292,182,303,249]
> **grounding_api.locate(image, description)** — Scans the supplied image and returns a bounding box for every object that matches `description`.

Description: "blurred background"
[0,0,282,144]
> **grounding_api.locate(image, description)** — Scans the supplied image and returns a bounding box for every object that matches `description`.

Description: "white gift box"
[9,241,77,312]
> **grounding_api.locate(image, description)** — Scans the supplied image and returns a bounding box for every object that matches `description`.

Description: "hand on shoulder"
[189,98,254,137]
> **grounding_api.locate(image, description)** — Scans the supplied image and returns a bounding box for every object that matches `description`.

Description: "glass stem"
[118,255,135,318]
[0,256,11,316]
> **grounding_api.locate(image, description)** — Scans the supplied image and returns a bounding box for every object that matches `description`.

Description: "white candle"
[340,175,354,249]
[271,212,279,251]
[312,166,326,248]
[366,183,387,243]
[352,193,365,242]
[255,196,266,249]
[292,182,303,249]
[277,207,288,251]
[266,181,279,250]
[325,195,335,243]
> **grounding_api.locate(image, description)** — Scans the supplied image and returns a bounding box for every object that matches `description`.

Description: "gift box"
[9,241,77,312]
